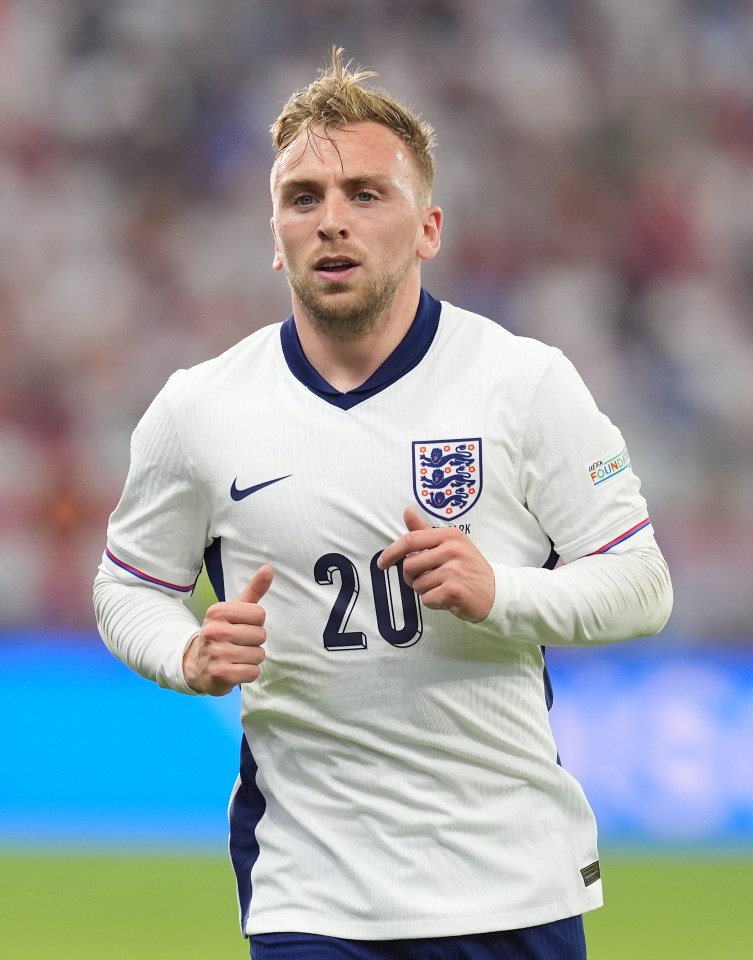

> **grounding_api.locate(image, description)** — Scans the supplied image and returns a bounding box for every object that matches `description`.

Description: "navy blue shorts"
[249,915,587,959]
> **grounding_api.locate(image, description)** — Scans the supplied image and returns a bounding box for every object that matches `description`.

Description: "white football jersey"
[103,291,653,939]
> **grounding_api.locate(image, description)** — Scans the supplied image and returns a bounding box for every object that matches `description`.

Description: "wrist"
[181,630,204,693]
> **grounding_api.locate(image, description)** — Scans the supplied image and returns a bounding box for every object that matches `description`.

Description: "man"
[94,48,672,960]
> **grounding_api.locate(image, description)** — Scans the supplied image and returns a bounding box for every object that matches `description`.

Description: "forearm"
[93,563,202,694]
[482,538,672,647]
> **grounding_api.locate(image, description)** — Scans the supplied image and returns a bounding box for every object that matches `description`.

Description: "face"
[270,121,441,341]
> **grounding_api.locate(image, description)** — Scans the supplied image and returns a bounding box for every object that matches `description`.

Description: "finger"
[378,530,439,570]
[201,604,268,644]
[377,507,436,570]
[403,505,432,532]
[197,657,266,696]
[184,625,266,696]
[216,622,268,647]
[402,551,442,586]
[379,519,466,571]
[220,637,267,663]
[235,565,274,604]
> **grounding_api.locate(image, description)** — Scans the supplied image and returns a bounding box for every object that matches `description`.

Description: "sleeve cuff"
[156,628,204,695]
[470,563,521,640]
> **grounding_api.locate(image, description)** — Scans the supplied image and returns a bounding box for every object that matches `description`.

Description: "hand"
[183,565,274,696]
[377,508,495,622]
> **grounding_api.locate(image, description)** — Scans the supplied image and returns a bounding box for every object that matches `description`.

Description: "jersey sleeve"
[519,352,652,563]
[103,372,210,594]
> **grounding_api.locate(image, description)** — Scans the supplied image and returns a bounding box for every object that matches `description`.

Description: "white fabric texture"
[94,299,671,939]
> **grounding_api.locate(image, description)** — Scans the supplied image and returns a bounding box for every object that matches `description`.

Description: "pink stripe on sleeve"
[105,548,196,592]
[590,518,652,554]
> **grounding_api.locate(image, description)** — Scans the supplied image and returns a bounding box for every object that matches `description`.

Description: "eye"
[293,194,316,207]
[355,190,376,202]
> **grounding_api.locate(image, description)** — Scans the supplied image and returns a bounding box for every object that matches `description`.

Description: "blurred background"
[1,1,752,957]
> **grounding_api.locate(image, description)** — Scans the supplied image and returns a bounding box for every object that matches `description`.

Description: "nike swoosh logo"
[230,475,291,502]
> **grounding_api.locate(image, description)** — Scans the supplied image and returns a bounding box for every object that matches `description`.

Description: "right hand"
[183,565,274,696]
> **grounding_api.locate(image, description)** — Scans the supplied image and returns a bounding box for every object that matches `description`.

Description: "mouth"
[313,256,360,281]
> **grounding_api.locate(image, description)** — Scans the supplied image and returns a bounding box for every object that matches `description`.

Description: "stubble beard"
[285,257,412,342]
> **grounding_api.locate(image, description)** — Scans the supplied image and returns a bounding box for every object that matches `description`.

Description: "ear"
[417,206,442,263]
[270,217,284,272]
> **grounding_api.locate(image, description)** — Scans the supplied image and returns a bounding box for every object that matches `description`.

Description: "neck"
[292,280,422,393]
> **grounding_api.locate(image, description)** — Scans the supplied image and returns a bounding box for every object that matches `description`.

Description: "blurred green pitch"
[1,852,751,959]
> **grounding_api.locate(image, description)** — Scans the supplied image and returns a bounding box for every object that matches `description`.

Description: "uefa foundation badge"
[412,439,482,521]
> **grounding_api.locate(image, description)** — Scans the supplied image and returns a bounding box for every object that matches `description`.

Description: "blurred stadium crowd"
[1,0,752,636]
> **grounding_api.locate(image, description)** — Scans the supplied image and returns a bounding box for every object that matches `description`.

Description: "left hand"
[377,507,495,622]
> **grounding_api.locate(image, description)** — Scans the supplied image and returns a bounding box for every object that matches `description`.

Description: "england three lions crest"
[412,439,483,521]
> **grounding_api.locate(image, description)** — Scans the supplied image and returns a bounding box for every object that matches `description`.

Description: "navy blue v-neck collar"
[279,288,441,410]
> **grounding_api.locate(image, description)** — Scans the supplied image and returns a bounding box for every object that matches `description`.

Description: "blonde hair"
[270,46,436,204]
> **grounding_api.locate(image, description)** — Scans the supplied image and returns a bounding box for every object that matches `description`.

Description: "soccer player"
[94,48,673,960]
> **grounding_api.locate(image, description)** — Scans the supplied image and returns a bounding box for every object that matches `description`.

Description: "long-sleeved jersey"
[94,290,671,939]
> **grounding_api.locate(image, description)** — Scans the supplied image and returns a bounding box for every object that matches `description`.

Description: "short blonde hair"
[270,46,436,204]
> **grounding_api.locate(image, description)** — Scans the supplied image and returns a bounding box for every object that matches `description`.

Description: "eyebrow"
[277,174,390,197]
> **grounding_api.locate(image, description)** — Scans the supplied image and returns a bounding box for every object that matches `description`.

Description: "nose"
[317,195,350,240]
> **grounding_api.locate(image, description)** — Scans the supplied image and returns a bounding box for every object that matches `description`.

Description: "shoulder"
[158,322,283,415]
[436,300,561,378]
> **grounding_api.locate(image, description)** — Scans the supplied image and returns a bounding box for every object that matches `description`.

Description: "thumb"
[403,505,432,532]
[235,564,274,604]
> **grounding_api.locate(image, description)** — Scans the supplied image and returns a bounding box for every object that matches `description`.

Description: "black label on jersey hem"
[581,861,601,887]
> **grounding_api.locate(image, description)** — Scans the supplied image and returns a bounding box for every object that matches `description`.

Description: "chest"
[196,366,550,590]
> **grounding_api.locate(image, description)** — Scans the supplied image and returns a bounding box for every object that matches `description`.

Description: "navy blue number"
[369,553,423,647]
[315,551,423,650]
[314,553,368,650]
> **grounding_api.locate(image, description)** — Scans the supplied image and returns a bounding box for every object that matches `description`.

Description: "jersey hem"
[245,888,603,940]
